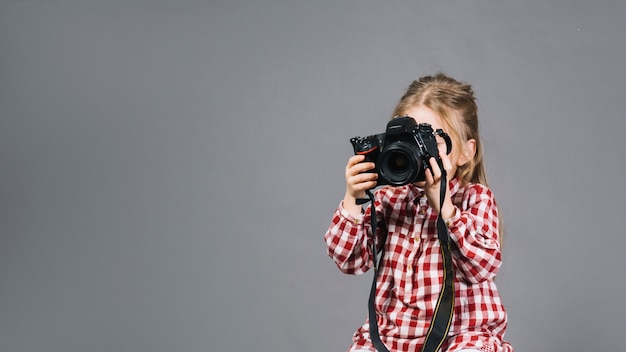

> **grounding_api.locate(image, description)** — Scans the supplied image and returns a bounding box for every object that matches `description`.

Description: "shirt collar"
[405,177,462,203]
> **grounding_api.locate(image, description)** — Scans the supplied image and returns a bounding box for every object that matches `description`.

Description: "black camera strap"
[420,165,454,352]
[359,189,388,352]
[360,166,454,352]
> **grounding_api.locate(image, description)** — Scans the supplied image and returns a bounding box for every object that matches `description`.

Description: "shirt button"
[407,265,413,272]
[418,209,426,215]
[413,237,419,243]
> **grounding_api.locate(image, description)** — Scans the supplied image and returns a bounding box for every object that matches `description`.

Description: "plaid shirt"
[324,179,514,352]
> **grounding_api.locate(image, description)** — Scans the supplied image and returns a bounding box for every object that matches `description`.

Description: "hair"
[393,73,505,243]
[392,72,488,186]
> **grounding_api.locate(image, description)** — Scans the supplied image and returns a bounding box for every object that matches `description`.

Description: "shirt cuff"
[443,206,461,228]
[338,201,365,225]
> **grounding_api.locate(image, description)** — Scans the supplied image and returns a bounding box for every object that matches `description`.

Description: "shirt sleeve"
[447,184,502,283]
[323,199,383,275]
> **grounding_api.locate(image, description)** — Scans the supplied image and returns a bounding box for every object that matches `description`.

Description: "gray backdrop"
[1,1,625,351]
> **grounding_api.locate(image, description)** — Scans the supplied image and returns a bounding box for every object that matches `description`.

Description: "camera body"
[350,116,452,187]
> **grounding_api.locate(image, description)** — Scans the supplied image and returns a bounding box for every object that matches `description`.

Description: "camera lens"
[388,153,409,172]
[378,142,422,186]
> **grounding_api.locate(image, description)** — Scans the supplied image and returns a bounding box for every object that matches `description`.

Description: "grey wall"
[1,1,625,351]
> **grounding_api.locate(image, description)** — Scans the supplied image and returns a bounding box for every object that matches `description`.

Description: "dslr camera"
[350,116,452,187]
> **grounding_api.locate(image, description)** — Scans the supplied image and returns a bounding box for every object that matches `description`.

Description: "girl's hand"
[424,153,456,219]
[343,155,378,216]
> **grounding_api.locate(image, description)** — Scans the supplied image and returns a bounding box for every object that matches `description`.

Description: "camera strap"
[360,166,454,352]
[360,189,388,352]
[420,165,455,352]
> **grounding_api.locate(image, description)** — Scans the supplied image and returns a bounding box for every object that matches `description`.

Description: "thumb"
[439,153,453,174]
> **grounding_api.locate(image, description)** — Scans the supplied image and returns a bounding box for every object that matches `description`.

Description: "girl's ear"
[457,139,476,166]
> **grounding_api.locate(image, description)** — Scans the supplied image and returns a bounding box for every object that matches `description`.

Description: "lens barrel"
[378,141,423,186]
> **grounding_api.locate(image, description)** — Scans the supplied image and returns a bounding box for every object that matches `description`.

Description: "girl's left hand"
[424,153,456,219]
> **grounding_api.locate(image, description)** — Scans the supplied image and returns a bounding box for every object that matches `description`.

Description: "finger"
[346,156,363,179]
[349,171,378,186]
[425,167,434,185]
[440,152,453,174]
[348,174,378,194]
[424,158,436,185]
[352,161,376,174]
[428,157,442,180]
[347,161,375,178]
[347,155,365,168]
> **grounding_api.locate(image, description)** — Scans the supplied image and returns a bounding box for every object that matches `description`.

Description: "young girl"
[324,73,514,352]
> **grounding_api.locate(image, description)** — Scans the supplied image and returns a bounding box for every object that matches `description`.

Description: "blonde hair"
[393,73,505,243]
[392,72,487,186]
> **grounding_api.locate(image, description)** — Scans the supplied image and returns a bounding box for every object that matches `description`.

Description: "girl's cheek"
[437,142,449,156]
[435,136,445,155]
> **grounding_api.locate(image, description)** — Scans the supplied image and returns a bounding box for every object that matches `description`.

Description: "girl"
[324,73,514,352]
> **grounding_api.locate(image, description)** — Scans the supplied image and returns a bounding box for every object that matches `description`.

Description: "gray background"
[1,1,625,351]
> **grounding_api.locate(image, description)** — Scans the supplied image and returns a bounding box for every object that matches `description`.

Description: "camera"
[350,116,452,187]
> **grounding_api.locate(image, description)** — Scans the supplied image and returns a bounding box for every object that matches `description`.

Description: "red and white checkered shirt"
[324,179,514,352]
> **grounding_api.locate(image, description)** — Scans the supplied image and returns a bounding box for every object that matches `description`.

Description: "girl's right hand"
[343,155,378,215]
